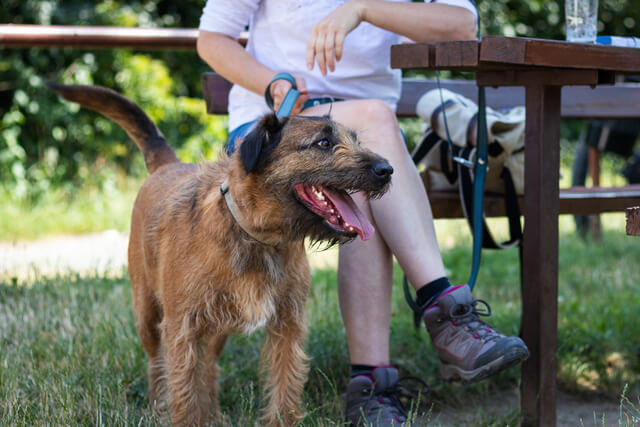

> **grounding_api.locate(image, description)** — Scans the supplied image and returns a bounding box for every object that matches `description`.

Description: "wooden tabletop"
[391,36,640,73]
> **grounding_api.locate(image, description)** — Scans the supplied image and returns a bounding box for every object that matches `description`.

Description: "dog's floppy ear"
[240,113,285,174]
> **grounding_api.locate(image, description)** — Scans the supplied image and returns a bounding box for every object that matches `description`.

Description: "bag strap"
[411,130,443,164]
[457,148,522,250]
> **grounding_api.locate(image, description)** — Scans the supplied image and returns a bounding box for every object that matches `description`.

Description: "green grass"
[1,215,639,425]
[1,160,639,424]
[0,176,141,242]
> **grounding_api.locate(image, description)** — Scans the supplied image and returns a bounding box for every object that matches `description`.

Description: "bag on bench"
[413,88,525,249]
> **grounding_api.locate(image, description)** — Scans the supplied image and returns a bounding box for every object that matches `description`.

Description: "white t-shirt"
[199,0,478,130]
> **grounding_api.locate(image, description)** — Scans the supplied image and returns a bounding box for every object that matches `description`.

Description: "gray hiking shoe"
[345,367,427,426]
[423,285,529,383]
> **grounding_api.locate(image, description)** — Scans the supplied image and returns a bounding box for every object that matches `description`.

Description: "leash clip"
[453,156,489,172]
[453,156,475,169]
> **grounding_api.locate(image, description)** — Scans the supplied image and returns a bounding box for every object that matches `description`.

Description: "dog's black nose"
[372,161,394,179]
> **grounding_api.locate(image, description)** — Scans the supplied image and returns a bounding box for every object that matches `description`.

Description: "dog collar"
[220,178,279,246]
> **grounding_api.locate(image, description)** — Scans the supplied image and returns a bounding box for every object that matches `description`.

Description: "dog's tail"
[48,83,178,174]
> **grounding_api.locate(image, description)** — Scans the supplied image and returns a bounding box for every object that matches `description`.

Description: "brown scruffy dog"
[50,83,393,426]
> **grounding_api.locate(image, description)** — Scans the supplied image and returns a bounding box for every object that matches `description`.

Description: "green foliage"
[479,0,640,39]
[0,1,227,202]
[2,0,640,202]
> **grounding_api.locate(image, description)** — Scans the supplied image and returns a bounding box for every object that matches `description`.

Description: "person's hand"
[306,0,366,75]
[269,76,310,114]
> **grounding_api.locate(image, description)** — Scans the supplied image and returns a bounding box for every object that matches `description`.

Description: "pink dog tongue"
[323,188,375,241]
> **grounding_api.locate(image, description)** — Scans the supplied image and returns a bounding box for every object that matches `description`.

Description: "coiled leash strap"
[265,72,344,117]
[265,73,299,118]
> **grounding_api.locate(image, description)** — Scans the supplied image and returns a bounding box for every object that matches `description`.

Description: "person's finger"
[314,33,328,76]
[306,28,317,71]
[325,31,336,72]
[295,77,307,94]
[292,92,311,115]
[270,79,291,112]
[292,77,309,114]
[335,31,346,62]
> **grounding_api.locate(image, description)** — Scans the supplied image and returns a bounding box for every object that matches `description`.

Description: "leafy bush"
[0,0,227,201]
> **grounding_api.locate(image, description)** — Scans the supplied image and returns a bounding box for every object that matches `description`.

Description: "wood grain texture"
[434,40,479,68]
[627,207,640,236]
[427,186,640,218]
[476,69,600,87]
[480,36,640,72]
[390,43,435,70]
[520,83,561,427]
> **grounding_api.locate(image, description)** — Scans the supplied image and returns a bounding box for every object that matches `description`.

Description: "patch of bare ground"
[430,386,624,426]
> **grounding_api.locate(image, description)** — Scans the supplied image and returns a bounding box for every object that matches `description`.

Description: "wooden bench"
[201,72,640,218]
[628,206,640,236]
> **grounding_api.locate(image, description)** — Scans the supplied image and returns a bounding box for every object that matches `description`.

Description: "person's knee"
[351,100,404,152]
[356,100,398,130]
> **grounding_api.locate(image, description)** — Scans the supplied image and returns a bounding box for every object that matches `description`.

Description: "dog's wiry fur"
[50,83,392,426]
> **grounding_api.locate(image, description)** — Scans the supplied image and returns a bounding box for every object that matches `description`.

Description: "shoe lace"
[368,376,431,422]
[448,299,502,341]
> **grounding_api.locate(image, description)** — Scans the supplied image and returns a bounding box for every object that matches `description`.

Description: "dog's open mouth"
[294,183,375,241]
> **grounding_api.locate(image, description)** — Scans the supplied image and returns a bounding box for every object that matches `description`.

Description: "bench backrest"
[201,72,640,119]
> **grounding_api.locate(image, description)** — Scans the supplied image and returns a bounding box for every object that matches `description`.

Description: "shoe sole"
[440,347,530,383]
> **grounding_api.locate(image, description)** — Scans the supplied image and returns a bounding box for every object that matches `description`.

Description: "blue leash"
[265,72,342,117]
[469,86,489,290]
[264,73,299,118]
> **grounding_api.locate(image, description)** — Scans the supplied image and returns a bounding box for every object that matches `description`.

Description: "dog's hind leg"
[260,309,309,426]
[131,284,166,409]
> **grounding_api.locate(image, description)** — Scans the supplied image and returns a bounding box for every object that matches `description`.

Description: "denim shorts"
[226,120,258,154]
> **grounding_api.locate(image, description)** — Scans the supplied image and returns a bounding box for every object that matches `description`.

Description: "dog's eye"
[314,139,331,150]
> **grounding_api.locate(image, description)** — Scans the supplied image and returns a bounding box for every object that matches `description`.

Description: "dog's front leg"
[260,301,309,426]
[163,316,209,427]
[202,333,229,424]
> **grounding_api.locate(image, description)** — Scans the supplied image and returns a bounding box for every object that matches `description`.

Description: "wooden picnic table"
[391,36,640,427]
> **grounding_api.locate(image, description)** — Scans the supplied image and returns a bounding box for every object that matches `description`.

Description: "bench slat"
[430,186,640,218]
[202,72,640,119]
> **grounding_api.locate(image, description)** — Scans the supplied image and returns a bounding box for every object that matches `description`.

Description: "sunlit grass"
[1,213,638,425]
[0,176,141,242]
[1,160,639,424]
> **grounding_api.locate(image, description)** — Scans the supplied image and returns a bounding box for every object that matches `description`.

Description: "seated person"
[197,0,529,424]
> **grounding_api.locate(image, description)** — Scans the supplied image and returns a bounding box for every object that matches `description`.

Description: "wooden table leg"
[521,83,560,427]
[588,147,602,239]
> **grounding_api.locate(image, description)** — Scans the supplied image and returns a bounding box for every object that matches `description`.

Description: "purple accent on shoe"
[345,367,411,426]
[437,284,466,301]
[423,284,530,383]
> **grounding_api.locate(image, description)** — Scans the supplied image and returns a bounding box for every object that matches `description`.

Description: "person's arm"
[197,32,309,113]
[361,1,476,42]
[306,0,477,75]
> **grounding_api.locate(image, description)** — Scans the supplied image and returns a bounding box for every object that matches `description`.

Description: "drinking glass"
[565,0,598,43]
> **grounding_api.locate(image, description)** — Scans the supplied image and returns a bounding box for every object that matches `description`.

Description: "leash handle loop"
[264,72,299,118]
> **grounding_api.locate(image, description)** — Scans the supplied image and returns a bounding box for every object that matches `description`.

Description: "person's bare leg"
[337,194,393,365]
[303,100,447,365]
